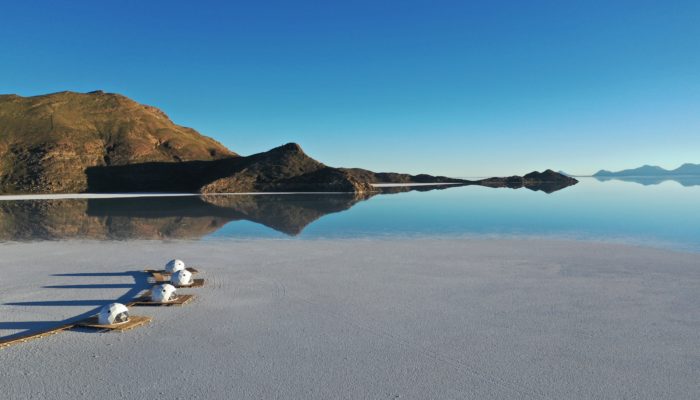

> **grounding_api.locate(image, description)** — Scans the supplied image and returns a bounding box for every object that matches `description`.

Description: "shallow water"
[1,178,699,252]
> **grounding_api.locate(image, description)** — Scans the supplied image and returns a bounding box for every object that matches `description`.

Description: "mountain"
[0,91,234,193]
[593,164,700,177]
[340,168,466,184]
[0,91,374,194]
[475,169,579,193]
[85,143,375,193]
[0,90,577,194]
[198,143,375,193]
[673,163,700,175]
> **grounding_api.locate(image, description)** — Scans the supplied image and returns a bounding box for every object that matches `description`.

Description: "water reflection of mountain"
[0,182,578,241]
[594,176,700,187]
[0,194,373,241]
[377,180,576,195]
[376,184,465,194]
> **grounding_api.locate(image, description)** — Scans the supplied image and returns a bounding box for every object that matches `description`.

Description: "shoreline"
[0,183,458,201]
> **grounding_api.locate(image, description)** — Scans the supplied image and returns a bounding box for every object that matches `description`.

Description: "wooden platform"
[129,294,195,307]
[149,271,169,283]
[148,271,204,285]
[0,325,73,349]
[76,315,152,332]
[177,278,205,288]
[1,315,153,349]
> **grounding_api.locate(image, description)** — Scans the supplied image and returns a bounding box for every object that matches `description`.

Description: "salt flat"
[1,238,698,399]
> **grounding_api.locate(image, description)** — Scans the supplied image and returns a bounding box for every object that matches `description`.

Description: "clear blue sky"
[1,1,698,176]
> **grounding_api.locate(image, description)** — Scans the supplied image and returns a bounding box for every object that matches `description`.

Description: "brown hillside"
[0,91,235,193]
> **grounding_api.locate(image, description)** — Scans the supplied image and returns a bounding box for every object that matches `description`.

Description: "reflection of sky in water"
[210,178,700,252]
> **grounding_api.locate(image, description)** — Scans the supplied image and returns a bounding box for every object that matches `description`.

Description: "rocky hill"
[0,91,234,193]
[341,168,466,184]
[84,142,375,193]
[0,91,377,194]
[476,169,579,193]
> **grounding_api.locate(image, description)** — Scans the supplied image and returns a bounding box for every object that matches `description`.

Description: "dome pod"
[165,259,186,273]
[98,303,129,325]
[150,284,177,303]
[171,269,193,286]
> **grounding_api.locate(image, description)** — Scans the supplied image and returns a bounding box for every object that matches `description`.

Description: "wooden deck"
[76,315,152,332]
[1,315,153,349]
[0,325,74,349]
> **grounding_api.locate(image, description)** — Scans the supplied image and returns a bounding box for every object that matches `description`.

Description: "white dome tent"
[171,269,193,286]
[98,303,129,325]
[165,259,186,273]
[150,284,178,303]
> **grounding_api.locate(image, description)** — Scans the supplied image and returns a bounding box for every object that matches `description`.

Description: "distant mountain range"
[594,164,700,177]
[590,164,700,187]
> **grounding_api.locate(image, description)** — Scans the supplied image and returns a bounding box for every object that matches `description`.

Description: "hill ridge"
[1,91,578,194]
[594,163,700,177]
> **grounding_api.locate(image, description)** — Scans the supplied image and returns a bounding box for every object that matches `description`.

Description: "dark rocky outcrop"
[343,168,577,193]
[85,143,375,193]
[198,143,375,193]
[474,169,579,193]
[341,168,466,185]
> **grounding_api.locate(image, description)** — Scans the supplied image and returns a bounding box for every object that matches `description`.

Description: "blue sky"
[1,1,698,176]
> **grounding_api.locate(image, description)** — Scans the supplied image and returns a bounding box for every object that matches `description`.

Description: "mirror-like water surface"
[1,178,699,252]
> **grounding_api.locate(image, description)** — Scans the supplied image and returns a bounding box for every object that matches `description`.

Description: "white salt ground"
[0,238,698,399]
